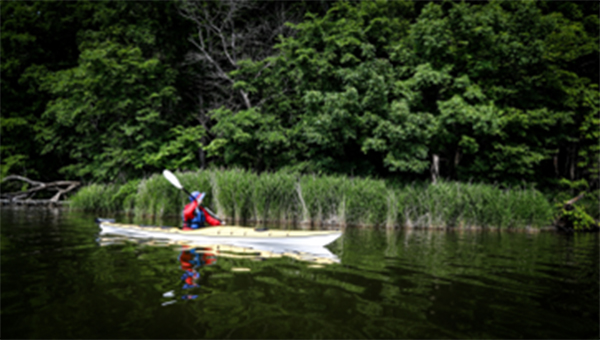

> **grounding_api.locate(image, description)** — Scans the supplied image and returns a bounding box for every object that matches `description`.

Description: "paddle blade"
[162,170,183,190]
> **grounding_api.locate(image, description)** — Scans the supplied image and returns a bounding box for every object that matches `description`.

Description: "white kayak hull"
[98,222,342,249]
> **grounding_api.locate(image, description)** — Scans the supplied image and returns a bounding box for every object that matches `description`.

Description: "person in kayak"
[182,191,222,230]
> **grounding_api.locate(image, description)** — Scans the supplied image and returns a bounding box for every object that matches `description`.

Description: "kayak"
[97,221,342,248]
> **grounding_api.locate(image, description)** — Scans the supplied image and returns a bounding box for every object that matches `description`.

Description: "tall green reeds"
[69,183,122,212]
[212,168,254,222]
[299,175,347,225]
[69,169,554,229]
[252,171,297,224]
[390,181,553,229]
[345,177,387,226]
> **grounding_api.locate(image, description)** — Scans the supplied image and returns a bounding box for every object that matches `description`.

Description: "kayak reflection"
[98,235,340,265]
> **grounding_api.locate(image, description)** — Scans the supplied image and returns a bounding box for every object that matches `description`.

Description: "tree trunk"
[199,135,207,169]
[570,144,576,180]
[431,154,440,184]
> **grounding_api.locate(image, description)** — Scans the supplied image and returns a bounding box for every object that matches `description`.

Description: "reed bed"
[70,169,554,229]
[69,183,122,212]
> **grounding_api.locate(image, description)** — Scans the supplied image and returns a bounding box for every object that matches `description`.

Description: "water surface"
[1,207,597,338]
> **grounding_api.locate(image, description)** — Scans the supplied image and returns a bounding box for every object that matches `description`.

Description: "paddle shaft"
[179,187,195,202]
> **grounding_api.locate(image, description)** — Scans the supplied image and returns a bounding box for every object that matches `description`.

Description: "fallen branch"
[564,192,586,206]
[1,175,80,202]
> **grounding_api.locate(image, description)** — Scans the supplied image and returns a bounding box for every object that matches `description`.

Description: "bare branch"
[2,175,44,187]
[186,42,234,84]
[178,0,305,117]
[565,192,586,206]
[50,182,80,202]
[1,175,80,201]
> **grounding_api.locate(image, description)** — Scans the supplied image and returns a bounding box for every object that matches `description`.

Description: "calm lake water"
[1,207,598,339]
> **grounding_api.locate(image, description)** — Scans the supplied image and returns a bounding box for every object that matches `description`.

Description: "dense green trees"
[2,1,198,182]
[209,1,420,175]
[1,1,95,180]
[2,0,598,193]
[212,0,598,188]
[37,2,200,182]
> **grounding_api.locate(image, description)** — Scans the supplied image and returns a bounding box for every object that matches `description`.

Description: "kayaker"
[182,191,222,230]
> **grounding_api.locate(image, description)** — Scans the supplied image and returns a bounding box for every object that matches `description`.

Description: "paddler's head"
[190,191,202,202]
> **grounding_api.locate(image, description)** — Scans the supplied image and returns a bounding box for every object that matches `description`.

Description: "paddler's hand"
[221,220,226,225]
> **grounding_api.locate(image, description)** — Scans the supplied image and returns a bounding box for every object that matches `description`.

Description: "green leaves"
[148,125,205,170]
[39,38,178,180]
[241,2,421,176]
[29,2,196,182]
[207,0,599,187]
[207,107,290,169]
[363,98,436,173]
[3,0,597,190]
[1,1,97,180]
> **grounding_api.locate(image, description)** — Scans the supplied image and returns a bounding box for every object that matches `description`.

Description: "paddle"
[162,170,222,223]
[162,169,196,201]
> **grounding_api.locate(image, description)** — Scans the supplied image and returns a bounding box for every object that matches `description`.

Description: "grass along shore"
[70,169,554,229]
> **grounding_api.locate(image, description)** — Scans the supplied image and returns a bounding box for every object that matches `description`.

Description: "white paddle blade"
[162,170,183,190]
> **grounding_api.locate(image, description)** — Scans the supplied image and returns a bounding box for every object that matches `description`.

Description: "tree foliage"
[210,0,599,188]
[20,2,197,182]
[1,0,598,193]
[1,1,95,179]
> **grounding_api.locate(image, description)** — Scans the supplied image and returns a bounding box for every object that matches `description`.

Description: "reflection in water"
[97,235,340,265]
[2,208,598,339]
[97,234,342,308]
[162,246,217,305]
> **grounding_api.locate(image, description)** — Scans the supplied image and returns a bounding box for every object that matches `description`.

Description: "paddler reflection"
[177,245,216,300]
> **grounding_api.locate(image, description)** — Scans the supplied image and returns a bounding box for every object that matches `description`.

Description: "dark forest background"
[2,0,598,197]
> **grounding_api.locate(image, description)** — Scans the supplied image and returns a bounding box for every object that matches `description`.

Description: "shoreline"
[0,205,570,233]
[3,205,546,231]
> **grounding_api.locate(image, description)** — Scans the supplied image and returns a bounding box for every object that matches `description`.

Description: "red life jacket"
[182,201,221,229]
